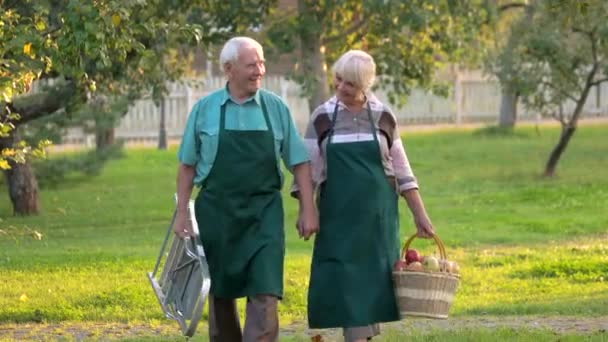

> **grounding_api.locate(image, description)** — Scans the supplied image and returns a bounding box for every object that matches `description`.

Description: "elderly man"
[175,36,318,342]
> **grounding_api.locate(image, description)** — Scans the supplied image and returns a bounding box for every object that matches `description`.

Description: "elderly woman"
[301,50,435,341]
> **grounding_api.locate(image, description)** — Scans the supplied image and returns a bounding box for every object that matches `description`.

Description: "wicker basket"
[392,234,459,319]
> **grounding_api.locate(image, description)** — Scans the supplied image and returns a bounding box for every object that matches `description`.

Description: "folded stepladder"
[147,195,211,337]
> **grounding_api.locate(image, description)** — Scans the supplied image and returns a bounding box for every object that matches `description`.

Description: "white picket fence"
[61,74,608,146]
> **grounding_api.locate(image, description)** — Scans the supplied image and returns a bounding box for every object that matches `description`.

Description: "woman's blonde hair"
[331,50,376,92]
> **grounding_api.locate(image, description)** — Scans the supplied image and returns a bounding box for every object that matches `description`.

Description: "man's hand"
[292,162,318,240]
[175,163,195,239]
[174,210,192,239]
[296,207,319,240]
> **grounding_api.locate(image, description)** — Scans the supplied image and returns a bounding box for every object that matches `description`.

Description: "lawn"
[0,124,607,340]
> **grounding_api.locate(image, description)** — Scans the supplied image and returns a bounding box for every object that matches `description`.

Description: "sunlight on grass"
[0,237,606,325]
[0,125,607,340]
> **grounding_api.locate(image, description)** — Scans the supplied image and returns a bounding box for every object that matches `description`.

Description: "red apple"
[393,259,407,271]
[405,249,421,265]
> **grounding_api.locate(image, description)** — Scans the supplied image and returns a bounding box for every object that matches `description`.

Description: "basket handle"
[401,233,448,261]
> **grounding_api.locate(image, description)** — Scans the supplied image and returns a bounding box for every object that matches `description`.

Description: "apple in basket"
[405,261,424,272]
[393,259,407,271]
[440,259,456,273]
[451,261,460,274]
[422,256,440,272]
[405,249,421,264]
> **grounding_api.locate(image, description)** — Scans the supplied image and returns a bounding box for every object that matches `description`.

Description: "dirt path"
[1,316,606,341]
[286,316,608,340]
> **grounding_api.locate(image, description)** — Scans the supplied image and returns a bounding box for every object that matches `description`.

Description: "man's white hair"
[219,37,264,67]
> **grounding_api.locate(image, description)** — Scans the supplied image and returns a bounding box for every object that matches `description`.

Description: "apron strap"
[328,99,377,144]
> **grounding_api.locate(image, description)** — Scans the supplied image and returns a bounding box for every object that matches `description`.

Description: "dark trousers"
[208,294,279,342]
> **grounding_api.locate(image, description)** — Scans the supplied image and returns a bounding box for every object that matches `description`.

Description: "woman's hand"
[402,189,435,238]
[297,206,319,241]
[414,212,435,238]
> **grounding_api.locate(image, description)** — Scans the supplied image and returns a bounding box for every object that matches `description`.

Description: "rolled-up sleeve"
[178,102,200,166]
[391,137,419,193]
[280,104,309,169]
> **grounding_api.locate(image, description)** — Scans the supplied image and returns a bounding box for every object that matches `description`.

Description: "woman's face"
[333,74,363,105]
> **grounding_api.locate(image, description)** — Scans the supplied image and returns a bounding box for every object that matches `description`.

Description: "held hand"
[414,212,435,238]
[296,207,319,241]
[173,210,192,239]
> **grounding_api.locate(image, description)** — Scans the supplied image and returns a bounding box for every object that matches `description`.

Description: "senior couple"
[175,36,435,342]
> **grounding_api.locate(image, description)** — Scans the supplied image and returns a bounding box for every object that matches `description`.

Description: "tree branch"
[568,59,600,127]
[42,25,62,37]
[591,77,608,86]
[572,26,592,36]
[498,3,527,12]
[322,18,367,45]
[551,109,567,126]
[345,31,366,50]
[7,81,78,125]
[540,81,578,102]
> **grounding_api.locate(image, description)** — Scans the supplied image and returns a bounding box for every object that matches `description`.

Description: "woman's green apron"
[195,97,284,299]
[308,102,400,328]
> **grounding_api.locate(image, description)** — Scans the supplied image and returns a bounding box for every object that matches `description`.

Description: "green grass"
[0,124,607,339]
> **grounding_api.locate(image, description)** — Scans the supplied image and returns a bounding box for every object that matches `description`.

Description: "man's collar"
[221,82,261,105]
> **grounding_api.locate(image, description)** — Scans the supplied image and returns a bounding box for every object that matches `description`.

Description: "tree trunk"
[96,127,115,151]
[498,85,518,128]
[0,79,75,216]
[1,132,40,215]
[298,0,331,111]
[158,98,167,150]
[544,125,576,177]
[543,75,594,176]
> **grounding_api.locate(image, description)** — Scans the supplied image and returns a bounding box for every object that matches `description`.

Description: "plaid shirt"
[297,94,419,195]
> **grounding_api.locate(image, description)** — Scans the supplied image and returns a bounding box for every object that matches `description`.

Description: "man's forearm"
[293,162,315,211]
[176,164,195,212]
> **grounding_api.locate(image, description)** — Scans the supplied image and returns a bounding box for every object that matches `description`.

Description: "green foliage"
[31,142,124,189]
[493,0,608,119]
[0,0,275,169]
[265,0,487,106]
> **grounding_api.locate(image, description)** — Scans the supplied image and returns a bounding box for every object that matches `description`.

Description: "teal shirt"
[178,87,309,186]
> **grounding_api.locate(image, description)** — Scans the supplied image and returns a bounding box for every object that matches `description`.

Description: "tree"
[0,2,53,171]
[264,0,486,111]
[494,0,608,176]
[483,1,530,128]
[0,0,275,215]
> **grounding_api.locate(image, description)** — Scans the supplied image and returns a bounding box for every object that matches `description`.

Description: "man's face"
[226,46,266,96]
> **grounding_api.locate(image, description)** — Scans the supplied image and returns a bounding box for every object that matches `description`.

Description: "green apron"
[308,102,400,328]
[195,97,284,299]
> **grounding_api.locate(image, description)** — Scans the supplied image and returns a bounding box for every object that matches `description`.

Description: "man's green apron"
[195,97,284,299]
[308,102,400,328]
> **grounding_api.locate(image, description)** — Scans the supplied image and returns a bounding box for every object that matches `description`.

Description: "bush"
[33,142,124,188]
